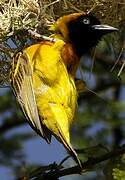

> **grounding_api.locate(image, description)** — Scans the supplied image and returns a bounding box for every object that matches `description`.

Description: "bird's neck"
[71,37,99,58]
[61,43,80,76]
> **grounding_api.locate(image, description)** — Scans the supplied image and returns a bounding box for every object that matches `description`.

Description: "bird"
[9,12,118,167]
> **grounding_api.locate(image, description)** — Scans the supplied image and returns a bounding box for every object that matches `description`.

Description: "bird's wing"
[10,51,51,142]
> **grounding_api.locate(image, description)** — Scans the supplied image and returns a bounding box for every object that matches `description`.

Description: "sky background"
[0,123,84,180]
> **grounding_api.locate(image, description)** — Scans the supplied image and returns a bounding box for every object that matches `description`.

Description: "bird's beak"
[92,24,118,32]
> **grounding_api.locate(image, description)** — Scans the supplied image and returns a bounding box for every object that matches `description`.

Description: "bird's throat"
[71,37,99,58]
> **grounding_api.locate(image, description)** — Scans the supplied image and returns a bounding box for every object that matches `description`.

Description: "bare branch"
[18,145,125,180]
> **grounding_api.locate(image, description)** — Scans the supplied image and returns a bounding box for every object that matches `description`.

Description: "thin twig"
[118,59,125,76]
[110,47,124,72]
[59,155,71,167]
[27,29,56,42]
[45,0,60,8]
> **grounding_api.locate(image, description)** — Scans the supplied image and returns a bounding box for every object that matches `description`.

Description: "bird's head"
[50,13,118,57]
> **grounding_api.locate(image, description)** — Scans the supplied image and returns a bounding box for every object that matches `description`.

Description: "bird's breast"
[61,43,80,76]
[29,41,78,125]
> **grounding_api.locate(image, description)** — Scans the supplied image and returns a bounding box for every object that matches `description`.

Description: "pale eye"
[83,18,90,25]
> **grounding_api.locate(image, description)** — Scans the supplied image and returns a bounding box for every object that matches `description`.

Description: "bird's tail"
[56,127,82,168]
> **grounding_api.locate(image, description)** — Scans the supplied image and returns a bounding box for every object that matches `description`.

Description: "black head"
[67,14,118,57]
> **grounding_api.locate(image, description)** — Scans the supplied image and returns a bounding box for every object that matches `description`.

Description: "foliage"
[113,168,125,180]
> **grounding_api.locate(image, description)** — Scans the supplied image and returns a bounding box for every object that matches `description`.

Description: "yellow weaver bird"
[10,12,117,167]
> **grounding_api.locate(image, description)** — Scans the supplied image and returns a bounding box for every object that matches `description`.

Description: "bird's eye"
[83,18,90,25]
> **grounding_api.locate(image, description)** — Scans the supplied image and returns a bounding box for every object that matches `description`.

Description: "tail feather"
[57,126,82,168]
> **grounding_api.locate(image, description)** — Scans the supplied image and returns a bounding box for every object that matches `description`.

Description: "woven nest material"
[0,0,125,85]
[0,0,125,38]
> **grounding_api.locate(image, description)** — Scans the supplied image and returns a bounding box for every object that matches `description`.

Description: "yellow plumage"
[9,10,118,169]
[10,39,80,165]
[10,11,116,168]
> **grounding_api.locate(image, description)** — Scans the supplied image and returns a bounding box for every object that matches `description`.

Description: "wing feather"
[10,52,51,141]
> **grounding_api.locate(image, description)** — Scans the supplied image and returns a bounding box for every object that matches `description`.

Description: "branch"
[45,145,125,179]
[18,145,125,180]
